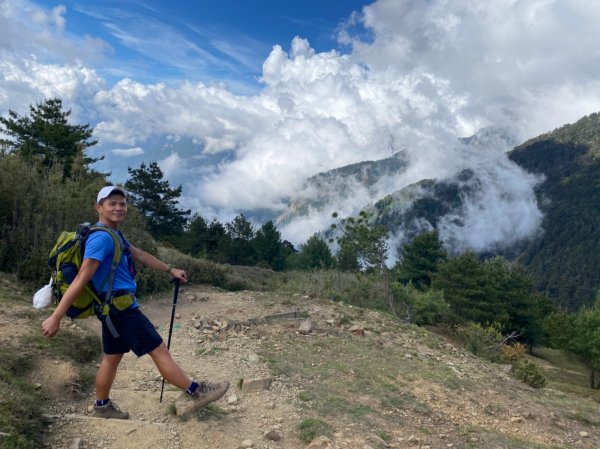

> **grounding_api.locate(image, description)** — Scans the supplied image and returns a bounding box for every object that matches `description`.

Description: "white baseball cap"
[97,186,128,204]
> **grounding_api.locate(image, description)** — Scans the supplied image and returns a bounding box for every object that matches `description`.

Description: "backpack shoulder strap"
[88,226,123,301]
[87,225,126,337]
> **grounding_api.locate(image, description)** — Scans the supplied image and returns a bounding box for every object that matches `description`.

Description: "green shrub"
[391,282,450,325]
[512,360,547,388]
[0,155,110,288]
[453,322,504,362]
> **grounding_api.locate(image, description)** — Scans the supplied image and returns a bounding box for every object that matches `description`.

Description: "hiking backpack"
[48,222,128,319]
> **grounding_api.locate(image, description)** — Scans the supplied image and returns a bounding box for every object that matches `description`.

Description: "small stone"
[579,431,589,438]
[240,377,272,392]
[239,439,253,448]
[264,428,282,441]
[227,395,239,405]
[408,435,420,444]
[510,416,524,423]
[298,320,314,334]
[71,438,83,449]
[349,324,364,336]
[306,435,332,448]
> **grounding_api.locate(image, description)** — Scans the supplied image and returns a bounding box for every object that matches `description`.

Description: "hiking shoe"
[175,380,230,416]
[92,400,130,419]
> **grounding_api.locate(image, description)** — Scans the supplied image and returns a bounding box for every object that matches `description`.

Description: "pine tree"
[125,161,191,240]
[179,214,209,257]
[432,251,491,323]
[297,234,334,270]
[331,211,388,273]
[253,220,285,271]
[572,297,600,388]
[0,98,98,178]
[395,230,447,289]
[224,214,256,265]
[206,219,228,263]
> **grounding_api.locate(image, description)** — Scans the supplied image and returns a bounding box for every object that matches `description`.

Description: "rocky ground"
[3,280,600,449]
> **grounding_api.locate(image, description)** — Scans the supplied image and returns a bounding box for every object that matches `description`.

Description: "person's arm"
[42,258,101,338]
[129,246,188,283]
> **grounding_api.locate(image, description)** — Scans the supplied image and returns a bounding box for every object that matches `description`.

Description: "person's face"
[96,193,127,226]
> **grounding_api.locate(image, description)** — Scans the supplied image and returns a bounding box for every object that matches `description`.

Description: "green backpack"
[48,222,130,319]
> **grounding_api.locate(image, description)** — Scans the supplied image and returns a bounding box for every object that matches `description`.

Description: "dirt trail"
[7,280,600,449]
[43,286,308,449]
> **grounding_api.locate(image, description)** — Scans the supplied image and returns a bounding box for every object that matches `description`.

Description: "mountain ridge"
[277,115,600,309]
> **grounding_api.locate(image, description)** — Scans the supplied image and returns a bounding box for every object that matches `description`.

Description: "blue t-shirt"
[84,226,138,308]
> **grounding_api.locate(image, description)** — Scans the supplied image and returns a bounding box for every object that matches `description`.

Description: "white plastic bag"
[33,277,53,309]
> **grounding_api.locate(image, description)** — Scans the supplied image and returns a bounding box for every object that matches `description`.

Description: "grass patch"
[12,308,48,319]
[260,332,453,430]
[274,270,391,311]
[380,392,432,416]
[20,328,102,393]
[23,329,102,364]
[460,425,568,449]
[483,403,507,415]
[532,347,600,394]
[563,409,600,426]
[298,418,333,443]
[0,344,45,449]
[166,401,177,416]
[323,396,373,418]
[298,391,314,402]
[376,430,392,442]
[195,403,229,420]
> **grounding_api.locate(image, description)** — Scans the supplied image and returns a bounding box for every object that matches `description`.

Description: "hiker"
[41,185,229,419]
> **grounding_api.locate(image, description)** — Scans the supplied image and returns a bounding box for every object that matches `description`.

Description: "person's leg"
[95,353,124,400]
[93,352,130,419]
[149,342,192,389]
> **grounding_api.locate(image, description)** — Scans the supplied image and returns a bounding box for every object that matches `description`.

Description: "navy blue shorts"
[99,308,163,357]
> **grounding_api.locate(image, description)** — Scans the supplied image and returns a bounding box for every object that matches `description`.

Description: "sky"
[2,0,600,250]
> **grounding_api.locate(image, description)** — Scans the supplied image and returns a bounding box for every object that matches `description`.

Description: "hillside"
[2,273,600,449]
[509,113,600,309]
[275,151,410,228]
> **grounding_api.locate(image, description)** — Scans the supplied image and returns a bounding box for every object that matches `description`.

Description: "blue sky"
[2,0,600,249]
[33,0,372,91]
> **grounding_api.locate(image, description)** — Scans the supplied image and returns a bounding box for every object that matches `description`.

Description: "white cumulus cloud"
[2,0,600,254]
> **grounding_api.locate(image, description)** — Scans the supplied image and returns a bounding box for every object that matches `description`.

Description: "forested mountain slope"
[509,113,600,309]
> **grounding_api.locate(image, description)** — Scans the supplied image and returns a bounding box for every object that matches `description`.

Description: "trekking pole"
[159,278,180,403]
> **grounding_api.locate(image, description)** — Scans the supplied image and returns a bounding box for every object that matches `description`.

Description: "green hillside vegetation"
[509,113,600,310]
